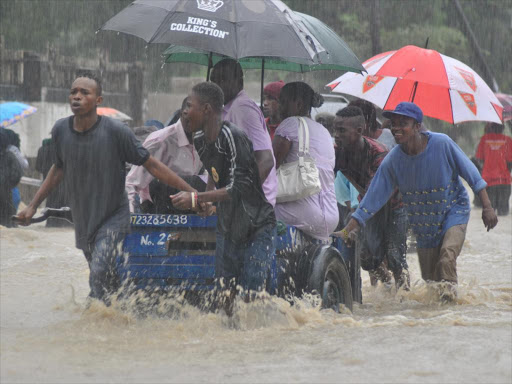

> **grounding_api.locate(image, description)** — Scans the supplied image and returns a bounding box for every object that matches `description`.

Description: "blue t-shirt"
[352,132,487,248]
[334,171,359,208]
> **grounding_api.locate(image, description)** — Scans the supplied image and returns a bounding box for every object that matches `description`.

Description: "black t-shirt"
[194,122,275,245]
[52,116,149,250]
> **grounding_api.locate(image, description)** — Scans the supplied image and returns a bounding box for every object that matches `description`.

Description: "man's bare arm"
[254,149,274,184]
[15,165,64,225]
[142,156,195,193]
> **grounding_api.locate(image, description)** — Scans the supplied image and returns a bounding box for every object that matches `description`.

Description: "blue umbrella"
[0,102,37,128]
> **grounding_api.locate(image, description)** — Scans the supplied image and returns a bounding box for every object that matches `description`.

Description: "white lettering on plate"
[140,235,153,246]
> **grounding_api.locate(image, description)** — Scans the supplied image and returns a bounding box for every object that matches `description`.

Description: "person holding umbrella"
[15,72,198,305]
[335,102,498,301]
[210,59,278,206]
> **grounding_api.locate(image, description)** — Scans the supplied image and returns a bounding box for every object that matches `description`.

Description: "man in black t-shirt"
[16,72,197,304]
[172,82,276,303]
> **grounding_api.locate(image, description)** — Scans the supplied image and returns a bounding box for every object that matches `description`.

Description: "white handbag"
[276,117,322,203]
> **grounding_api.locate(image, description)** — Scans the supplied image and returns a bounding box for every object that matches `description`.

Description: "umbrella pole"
[260,58,265,108]
[411,81,418,103]
[206,52,213,81]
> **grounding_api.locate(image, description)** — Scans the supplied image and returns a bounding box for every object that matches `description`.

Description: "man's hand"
[482,207,498,232]
[14,206,37,226]
[333,226,359,247]
[170,191,194,210]
[332,218,361,247]
[197,202,216,217]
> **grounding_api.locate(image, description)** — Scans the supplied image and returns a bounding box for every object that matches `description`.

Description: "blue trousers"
[12,187,20,212]
[215,224,276,293]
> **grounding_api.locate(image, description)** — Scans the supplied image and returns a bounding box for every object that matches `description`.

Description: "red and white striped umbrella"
[327,45,503,125]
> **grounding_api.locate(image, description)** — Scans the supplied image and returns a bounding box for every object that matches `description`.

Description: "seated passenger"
[272,82,338,242]
[125,98,206,213]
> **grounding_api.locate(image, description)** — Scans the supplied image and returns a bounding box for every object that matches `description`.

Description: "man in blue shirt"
[335,102,498,301]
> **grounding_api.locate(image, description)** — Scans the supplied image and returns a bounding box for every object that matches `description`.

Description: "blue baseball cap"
[382,102,423,123]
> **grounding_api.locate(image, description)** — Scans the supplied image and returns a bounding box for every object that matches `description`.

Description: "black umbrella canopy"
[100,0,325,61]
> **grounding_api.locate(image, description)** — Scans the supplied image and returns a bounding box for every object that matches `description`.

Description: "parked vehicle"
[310,94,350,120]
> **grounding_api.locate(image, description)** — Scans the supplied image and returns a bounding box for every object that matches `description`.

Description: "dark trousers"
[140,175,207,214]
[215,224,277,293]
[487,184,511,216]
[357,205,408,273]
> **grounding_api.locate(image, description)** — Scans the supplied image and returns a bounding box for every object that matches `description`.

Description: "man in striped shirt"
[171,82,276,313]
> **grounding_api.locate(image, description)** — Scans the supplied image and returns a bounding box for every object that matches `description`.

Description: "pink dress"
[274,117,339,241]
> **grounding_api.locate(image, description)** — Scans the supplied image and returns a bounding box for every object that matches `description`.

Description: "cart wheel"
[308,247,353,312]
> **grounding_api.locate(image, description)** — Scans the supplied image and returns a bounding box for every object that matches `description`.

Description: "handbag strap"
[297,117,310,156]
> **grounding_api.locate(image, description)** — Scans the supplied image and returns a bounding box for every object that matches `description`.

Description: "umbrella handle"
[410,81,418,103]
[206,52,213,81]
[260,58,265,109]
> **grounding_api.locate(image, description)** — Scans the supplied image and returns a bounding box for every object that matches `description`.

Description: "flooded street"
[1,208,511,383]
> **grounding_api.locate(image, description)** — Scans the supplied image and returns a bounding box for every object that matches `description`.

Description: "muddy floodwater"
[1,207,511,383]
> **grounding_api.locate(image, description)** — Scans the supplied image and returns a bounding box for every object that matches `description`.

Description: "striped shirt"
[193,122,275,244]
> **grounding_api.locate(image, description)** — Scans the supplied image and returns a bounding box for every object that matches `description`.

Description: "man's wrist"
[190,192,196,209]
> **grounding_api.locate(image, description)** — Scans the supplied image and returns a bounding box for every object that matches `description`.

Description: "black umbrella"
[100,0,325,63]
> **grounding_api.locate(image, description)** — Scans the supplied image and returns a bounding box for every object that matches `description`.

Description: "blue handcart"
[119,214,362,311]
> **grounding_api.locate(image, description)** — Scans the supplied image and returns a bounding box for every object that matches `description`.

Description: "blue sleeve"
[351,157,396,226]
[334,171,351,206]
[446,136,487,193]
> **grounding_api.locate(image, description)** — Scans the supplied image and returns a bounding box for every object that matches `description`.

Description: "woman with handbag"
[272,82,339,242]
